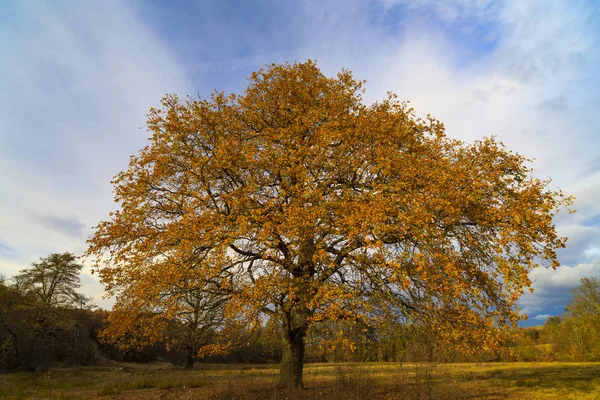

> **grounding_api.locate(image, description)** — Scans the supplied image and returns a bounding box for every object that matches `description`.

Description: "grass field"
[2,362,600,400]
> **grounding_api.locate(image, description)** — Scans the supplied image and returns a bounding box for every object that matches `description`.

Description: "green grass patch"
[2,362,600,399]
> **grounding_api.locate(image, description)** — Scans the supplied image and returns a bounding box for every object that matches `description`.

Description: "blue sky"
[1,0,599,324]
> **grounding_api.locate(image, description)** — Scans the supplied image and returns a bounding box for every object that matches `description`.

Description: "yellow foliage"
[86,60,572,361]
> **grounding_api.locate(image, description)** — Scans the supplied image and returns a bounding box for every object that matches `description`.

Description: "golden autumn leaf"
[86,60,572,388]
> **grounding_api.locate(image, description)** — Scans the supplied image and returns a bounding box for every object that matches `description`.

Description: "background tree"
[562,277,600,360]
[87,60,572,388]
[1,256,98,371]
[566,277,600,319]
[99,278,232,369]
[14,253,91,308]
[169,289,228,369]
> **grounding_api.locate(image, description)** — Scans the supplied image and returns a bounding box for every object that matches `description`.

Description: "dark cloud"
[519,261,600,326]
[33,213,86,238]
[555,224,600,266]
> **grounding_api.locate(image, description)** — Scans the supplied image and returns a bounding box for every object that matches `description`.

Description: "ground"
[3,362,600,399]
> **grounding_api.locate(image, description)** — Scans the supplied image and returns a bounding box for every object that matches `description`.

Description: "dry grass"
[2,362,600,399]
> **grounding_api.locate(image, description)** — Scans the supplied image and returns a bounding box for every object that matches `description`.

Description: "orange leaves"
[86,60,572,359]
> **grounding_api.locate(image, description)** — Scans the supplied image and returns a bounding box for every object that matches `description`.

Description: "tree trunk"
[279,303,308,388]
[185,353,194,369]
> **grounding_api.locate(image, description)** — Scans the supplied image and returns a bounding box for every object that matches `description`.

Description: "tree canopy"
[2,253,97,371]
[99,277,232,369]
[15,252,90,308]
[87,60,571,387]
[566,277,600,319]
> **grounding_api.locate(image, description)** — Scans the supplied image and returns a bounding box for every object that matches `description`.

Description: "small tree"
[87,60,571,387]
[100,279,231,369]
[14,253,91,308]
[173,290,228,369]
[566,277,600,319]
[563,277,600,360]
[1,263,98,371]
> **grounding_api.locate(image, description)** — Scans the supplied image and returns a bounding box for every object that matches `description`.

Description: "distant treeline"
[2,253,599,372]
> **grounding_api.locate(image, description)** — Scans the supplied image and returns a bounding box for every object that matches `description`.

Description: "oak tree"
[87,60,571,387]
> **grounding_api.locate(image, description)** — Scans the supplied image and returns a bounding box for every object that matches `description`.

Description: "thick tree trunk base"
[279,345,304,389]
[278,310,307,388]
[185,354,194,369]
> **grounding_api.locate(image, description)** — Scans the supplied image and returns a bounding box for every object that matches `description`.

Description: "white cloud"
[303,0,600,319]
[293,0,599,187]
[533,314,551,321]
[519,260,600,316]
[555,224,600,266]
[1,0,598,315]
[0,1,190,308]
[585,246,600,259]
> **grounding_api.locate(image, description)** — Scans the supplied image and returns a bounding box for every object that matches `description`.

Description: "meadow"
[3,362,600,400]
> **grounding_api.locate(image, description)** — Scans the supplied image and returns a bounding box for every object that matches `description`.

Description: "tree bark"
[279,303,308,388]
[185,353,194,369]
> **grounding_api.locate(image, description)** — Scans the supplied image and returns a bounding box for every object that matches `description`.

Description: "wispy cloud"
[32,213,86,239]
[536,96,569,113]
[578,157,600,179]
[0,241,16,258]
[0,0,190,308]
[285,0,599,323]
[1,0,598,317]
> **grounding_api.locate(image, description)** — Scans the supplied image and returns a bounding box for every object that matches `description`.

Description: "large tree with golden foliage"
[87,60,571,387]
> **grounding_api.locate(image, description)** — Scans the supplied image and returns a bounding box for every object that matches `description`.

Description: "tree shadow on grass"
[468,363,600,392]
